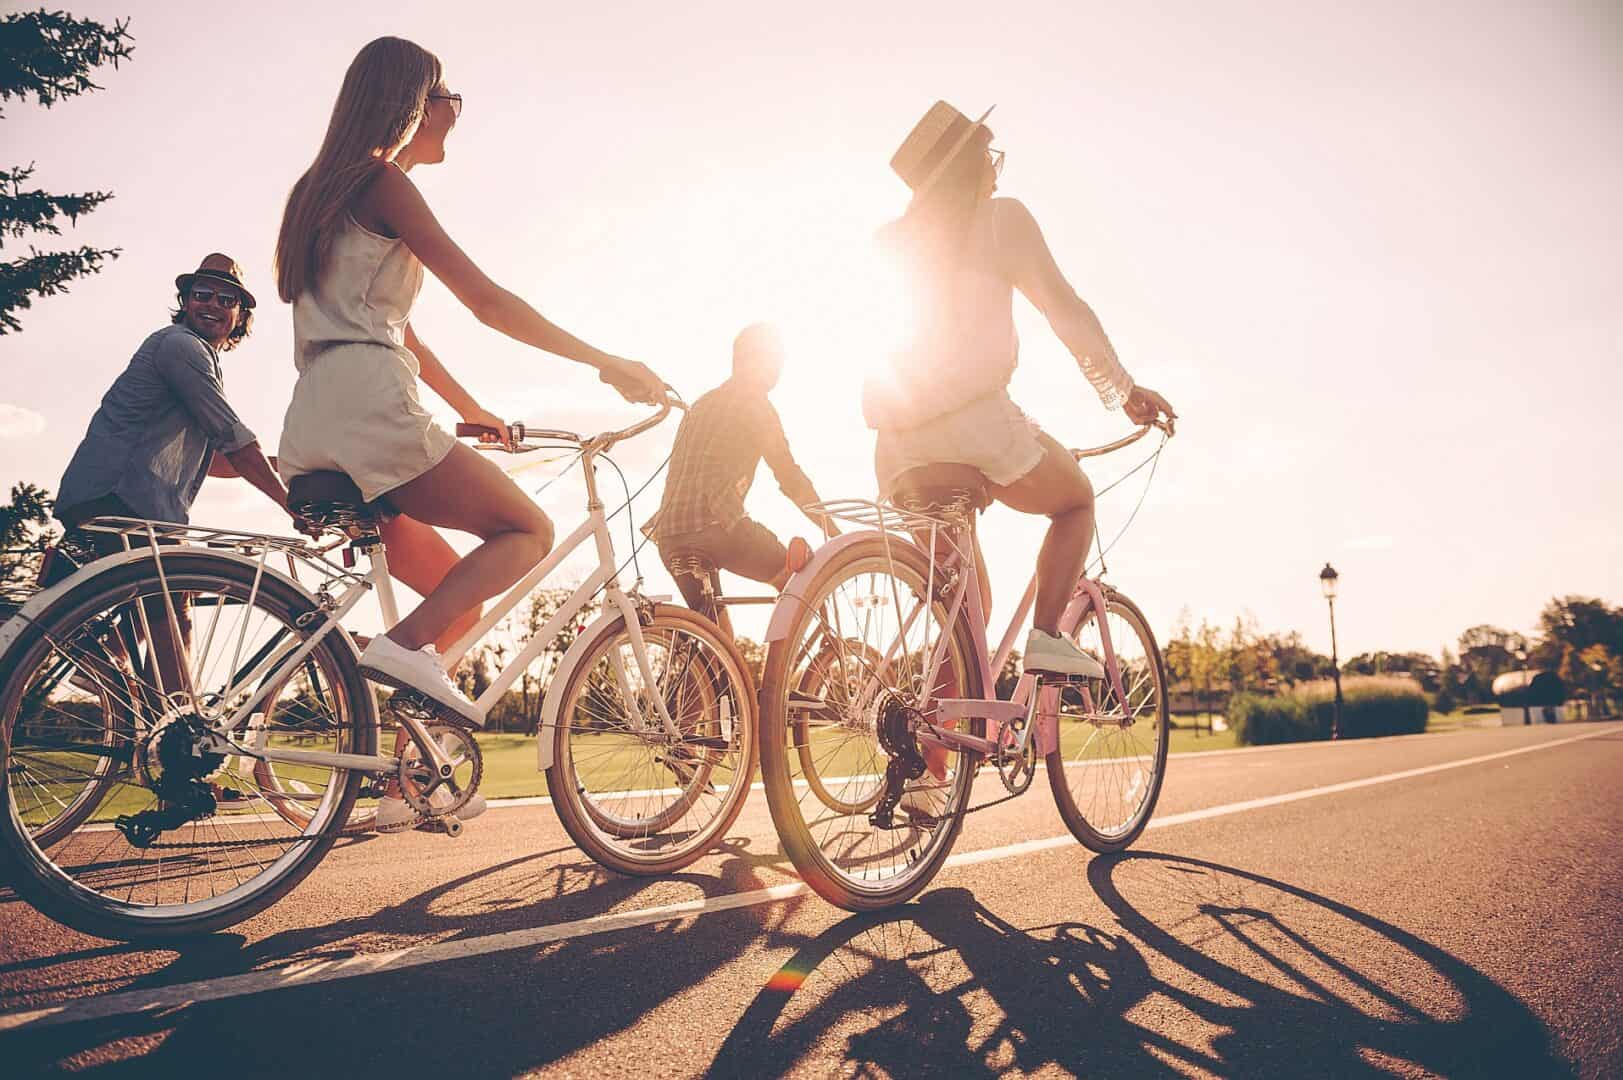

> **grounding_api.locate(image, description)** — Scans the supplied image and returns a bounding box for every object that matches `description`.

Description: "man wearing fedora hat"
[54,253,293,539]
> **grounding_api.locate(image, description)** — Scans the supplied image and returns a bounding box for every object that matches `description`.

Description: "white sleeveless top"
[292,215,424,374]
[862,196,1134,431]
[277,213,456,502]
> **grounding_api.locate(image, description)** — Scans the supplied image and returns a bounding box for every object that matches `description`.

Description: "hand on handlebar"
[1124,385,1177,435]
[459,405,517,451]
[599,356,666,406]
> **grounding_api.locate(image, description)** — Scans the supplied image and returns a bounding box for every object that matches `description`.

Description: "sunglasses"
[429,92,463,119]
[989,147,1005,178]
[188,286,241,309]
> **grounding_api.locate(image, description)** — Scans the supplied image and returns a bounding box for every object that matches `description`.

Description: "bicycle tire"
[1045,588,1169,853]
[547,604,757,876]
[0,552,374,940]
[10,640,133,848]
[760,536,983,911]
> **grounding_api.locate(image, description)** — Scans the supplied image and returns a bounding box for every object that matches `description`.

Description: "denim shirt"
[56,324,257,525]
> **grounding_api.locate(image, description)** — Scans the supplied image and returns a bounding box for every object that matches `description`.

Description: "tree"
[734,636,766,687]
[995,649,1022,700]
[1456,625,1523,704]
[1,9,134,333]
[479,585,599,733]
[1533,596,1623,716]
[0,481,58,593]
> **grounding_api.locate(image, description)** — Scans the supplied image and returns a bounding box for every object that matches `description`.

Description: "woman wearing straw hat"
[865,101,1177,682]
[274,37,665,728]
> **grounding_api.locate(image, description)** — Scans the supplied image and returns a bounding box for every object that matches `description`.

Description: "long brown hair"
[894,126,994,269]
[274,37,443,302]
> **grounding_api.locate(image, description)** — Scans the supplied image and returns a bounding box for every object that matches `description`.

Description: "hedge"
[1229,676,1429,745]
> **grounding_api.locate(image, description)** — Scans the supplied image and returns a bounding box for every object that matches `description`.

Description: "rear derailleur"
[869,697,929,830]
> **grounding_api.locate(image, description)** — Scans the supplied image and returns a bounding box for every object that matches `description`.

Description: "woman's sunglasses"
[429,92,463,119]
[188,287,241,309]
[989,148,1005,178]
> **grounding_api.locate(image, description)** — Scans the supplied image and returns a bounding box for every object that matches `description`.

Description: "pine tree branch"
[0,245,121,333]
[1,163,114,247]
[0,11,135,117]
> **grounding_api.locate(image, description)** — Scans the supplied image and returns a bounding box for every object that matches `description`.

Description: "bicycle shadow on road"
[2,868,811,1078]
[707,854,1572,1077]
[0,831,791,1012]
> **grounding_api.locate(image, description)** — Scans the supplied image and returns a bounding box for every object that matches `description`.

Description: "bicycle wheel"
[760,536,983,911]
[547,604,756,875]
[0,553,374,940]
[1046,588,1169,852]
[792,637,885,815]
[251,651,383,835]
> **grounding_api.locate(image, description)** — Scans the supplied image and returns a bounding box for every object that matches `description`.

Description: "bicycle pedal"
[386,689,480,729]
[1029,669,1098,686]
[417,813,465,838]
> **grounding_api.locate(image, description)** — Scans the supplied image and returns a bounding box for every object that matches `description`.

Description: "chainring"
[994,729,1038,795]
[397,723,483,819]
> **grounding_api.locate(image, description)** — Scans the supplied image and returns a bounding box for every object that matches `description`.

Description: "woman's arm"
[998,199,1135,410]
[362,165,662,403]
[407,322,512,449]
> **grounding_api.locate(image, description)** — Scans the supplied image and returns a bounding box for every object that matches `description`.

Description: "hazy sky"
[3,0,1619,658]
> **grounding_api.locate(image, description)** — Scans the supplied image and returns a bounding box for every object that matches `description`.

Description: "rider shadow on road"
[708,854,1572,1078]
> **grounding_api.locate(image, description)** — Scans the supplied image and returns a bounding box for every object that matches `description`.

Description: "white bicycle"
[0,397,757,940]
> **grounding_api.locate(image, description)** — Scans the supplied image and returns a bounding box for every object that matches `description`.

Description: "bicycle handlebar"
[455,388,684,454]
[1071,417,1175,461]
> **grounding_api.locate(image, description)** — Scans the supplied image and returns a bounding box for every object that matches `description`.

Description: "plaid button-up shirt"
[645,380,817,541]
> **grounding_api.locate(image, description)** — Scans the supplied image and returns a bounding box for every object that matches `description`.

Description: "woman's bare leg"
[381,444,554,651]
[988,432,1094,634]
[378,514,481,653]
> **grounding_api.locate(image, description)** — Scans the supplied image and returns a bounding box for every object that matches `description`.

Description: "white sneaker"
[424,791,486,823]
[1022,629,1105,680]
[360,636,484,728]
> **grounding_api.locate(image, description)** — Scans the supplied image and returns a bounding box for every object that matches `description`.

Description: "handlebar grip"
[455,423,498,438]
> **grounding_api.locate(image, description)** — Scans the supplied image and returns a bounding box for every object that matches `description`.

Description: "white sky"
[2,0,1619,656]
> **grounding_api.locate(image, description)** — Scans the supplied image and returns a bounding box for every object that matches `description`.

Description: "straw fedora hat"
[890,101,996,196]
[175,252,256,309]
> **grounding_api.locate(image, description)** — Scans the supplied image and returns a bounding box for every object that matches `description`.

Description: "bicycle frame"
[61,414,681,782]
[769,503,1133,767]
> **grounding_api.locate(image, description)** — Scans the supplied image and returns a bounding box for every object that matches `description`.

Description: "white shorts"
[277,344,457,504]
[874,391,1046,498]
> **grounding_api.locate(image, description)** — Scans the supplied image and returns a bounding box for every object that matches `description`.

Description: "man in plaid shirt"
[646,324,836,631]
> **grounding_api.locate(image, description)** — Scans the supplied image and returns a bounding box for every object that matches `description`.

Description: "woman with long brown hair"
[866,101,1177,682]
[275,36,663,727]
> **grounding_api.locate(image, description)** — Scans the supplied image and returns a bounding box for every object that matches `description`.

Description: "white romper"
[277,215,457,503]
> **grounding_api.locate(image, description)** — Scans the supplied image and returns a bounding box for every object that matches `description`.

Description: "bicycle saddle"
[891,463,991,516]
[286,472,395,532]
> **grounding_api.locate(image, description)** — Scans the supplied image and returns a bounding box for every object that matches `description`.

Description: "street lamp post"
[1514,645,1531,726]
[1319,563,1343,740]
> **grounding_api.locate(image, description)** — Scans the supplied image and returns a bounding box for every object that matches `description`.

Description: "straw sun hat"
[890,101,996,196]
[175,252,257,309]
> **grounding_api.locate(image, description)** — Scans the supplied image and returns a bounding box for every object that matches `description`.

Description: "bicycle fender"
[763,530,931,643]
[536,598,640,772]
[0,548,326,676]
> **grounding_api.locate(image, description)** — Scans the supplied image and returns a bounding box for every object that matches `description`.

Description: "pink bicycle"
[758,422,1173,910]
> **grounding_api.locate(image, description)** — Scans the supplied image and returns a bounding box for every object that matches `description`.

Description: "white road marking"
[0,725,1612,1033]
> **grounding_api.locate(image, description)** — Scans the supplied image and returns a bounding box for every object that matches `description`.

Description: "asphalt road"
[2,721,1620,1078]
